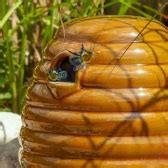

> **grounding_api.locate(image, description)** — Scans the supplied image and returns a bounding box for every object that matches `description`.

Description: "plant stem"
[18,30,27,112]
[101,0,105,15]
[17,1,28,112]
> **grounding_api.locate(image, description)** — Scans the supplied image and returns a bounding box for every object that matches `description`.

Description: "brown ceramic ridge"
[20,16,168,167]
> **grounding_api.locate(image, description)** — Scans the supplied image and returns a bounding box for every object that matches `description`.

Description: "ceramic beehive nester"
[20,16,168,167]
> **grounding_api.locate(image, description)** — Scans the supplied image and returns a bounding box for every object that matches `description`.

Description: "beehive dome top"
[56,16,168,43]
[44,16,168,66]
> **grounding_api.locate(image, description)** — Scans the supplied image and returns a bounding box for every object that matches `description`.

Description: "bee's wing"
[73,63,85,71]
[69,55,82,67]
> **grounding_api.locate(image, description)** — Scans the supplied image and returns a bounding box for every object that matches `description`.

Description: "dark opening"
[56,57,76,82]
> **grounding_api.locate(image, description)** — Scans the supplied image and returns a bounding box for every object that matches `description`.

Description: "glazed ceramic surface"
[20,16,168,167]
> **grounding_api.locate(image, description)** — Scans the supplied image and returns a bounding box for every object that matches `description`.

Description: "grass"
[0,0,167,113]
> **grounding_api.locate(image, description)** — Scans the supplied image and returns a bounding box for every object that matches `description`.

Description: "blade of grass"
[42,1,59,47]
[0,1,22,29]
[119,0,152,18]
[104,1,120,9]
[118,0,137,15]
[134,2,167,18]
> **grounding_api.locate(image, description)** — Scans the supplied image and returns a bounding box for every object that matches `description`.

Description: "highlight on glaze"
[20,16,168,168]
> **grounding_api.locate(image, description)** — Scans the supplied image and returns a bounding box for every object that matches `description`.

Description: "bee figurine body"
[69,44,93,71]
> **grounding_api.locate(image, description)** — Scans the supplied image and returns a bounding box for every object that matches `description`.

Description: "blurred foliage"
[0,0,167,113]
